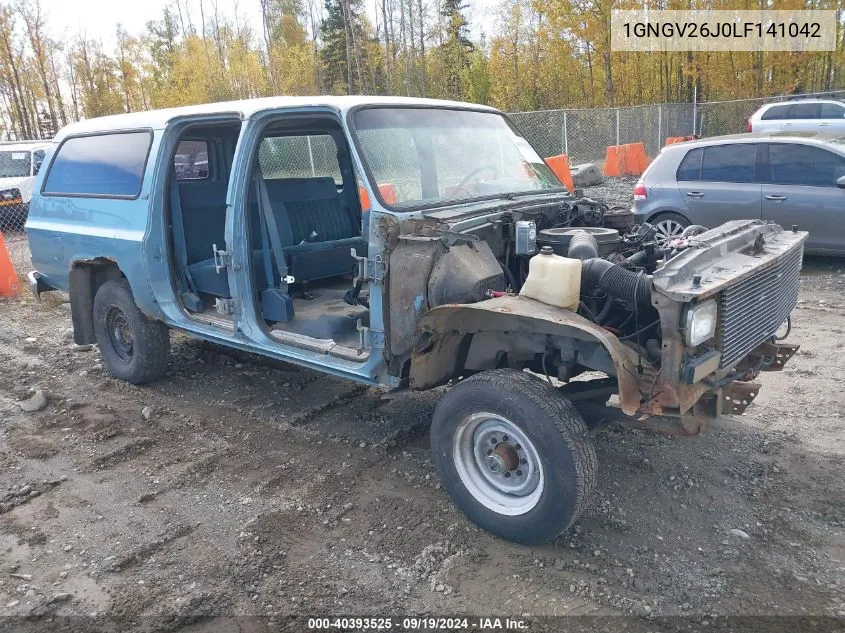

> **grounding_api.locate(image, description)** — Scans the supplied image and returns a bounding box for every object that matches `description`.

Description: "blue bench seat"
[180,176,366,299]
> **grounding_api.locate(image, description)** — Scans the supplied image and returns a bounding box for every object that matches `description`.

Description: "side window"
[43,131,151,197]
[32,149,45,176]
[258,134,342,185]
[786,103,820,119]
[820,103,845,119]
[761,105,789,121]
[700,144,756,183]
[676,148,703,181]
[174,140,209,180]
[767,144,845,187]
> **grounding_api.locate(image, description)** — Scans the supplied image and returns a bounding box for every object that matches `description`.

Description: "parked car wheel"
[430,369,597,545]
[651,212,690,244]
[93,279,170,384]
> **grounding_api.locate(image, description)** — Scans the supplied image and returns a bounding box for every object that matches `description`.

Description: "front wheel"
[430,370,597,545]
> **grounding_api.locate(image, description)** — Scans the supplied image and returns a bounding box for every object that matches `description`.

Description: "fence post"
[615,108,620,146]
[563,111,569,157]
[692,84,698,136]
[657,105,662,154]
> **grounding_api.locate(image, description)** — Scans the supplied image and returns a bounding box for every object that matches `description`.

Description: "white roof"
[758,98,843,109]
[53,95,501,142]
[0,140,50,152]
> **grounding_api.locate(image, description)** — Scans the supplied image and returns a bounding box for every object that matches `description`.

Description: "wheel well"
[411,329,616,389]
[68,259,124,345]
[410,300,645,415]
[648,210,690,224]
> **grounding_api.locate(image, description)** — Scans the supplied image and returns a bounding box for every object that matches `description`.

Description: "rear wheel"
[93,280,170,384]
[430,370,597,545]
[652,212,690,244]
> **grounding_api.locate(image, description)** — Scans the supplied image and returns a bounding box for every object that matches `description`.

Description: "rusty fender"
[409,295,644,415]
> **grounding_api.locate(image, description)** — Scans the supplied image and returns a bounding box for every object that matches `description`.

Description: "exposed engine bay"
[389,195,700,373]
[385,191,806,429]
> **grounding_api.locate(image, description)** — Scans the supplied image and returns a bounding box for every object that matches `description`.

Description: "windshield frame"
[346,104,566,213]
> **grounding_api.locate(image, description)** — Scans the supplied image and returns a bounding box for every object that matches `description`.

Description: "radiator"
[717,243,803,369]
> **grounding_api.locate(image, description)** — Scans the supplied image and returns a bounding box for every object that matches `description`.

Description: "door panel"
[676,143,762,227]
[762,143,845,253]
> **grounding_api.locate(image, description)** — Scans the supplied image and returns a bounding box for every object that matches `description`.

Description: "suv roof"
[660,131,845,153]
[53,96,502,142]
[752,99,844,116]
[758,98,843,107]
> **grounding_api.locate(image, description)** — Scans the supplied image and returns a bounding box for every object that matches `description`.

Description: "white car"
[0,140,49,230]
[747,99,845,134]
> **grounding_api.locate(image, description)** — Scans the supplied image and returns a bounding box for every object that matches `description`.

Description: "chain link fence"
[510,88,845,167]
[1,202,33,276]
[0,141,43,284]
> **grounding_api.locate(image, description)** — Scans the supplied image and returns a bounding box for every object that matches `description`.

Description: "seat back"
[263,177,359,245]
[178,179,229,264]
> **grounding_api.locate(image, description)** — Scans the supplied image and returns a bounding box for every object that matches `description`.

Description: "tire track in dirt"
[2,272,845,625]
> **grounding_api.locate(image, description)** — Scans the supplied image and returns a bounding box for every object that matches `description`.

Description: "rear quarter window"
[43,131,152,198]
[761,105,789,121]
[676,148,703,181]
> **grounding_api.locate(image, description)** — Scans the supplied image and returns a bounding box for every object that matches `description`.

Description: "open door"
[241,112,371,361]
[165,119,242,329]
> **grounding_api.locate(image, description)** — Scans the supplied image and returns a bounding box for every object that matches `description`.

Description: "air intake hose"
[567,230,653,306]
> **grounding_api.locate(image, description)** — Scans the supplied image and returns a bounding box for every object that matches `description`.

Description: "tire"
[430,369,597,545]
[651,211,690,243]
[93,279,170,384]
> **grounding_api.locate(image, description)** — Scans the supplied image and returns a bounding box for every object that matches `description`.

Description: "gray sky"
[40,0,498,50]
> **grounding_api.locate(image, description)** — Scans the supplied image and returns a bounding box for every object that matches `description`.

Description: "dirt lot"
[1,250,844,629]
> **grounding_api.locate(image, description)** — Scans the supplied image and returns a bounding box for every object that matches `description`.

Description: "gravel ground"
[0,188,844,630]
[580,175,640,208]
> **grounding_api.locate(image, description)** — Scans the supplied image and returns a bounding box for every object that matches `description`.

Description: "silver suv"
[747,99,845,134]
[632,133,845,255]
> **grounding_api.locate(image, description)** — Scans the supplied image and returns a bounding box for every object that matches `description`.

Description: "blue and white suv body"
[25,96,807,546]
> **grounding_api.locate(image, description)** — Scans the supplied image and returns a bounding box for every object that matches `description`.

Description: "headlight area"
[683,299,717,347]
[680,299,720,384]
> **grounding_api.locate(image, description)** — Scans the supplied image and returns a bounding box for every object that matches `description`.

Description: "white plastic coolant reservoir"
[519,247,582,310]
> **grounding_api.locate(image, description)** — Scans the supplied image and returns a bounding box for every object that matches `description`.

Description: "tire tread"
[94,279,170,384]
[432,369,597,543]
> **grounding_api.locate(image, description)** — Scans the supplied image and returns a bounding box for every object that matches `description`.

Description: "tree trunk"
[0,22,32,138]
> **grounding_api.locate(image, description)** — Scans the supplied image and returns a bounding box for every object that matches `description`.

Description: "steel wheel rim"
[453,412,544,516]
[105,306,134,363]
[655,219,686,243]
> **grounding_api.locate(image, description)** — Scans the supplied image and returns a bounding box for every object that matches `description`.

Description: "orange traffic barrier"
[604,143,649,177]
[544,154,574,192]
[0,232,20,297]
[359,186,371,211]
[665,135,695,146]
[378,183,398,204]
[623,142,649,175]
[360,183,399,211]
[603,146,624,177]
